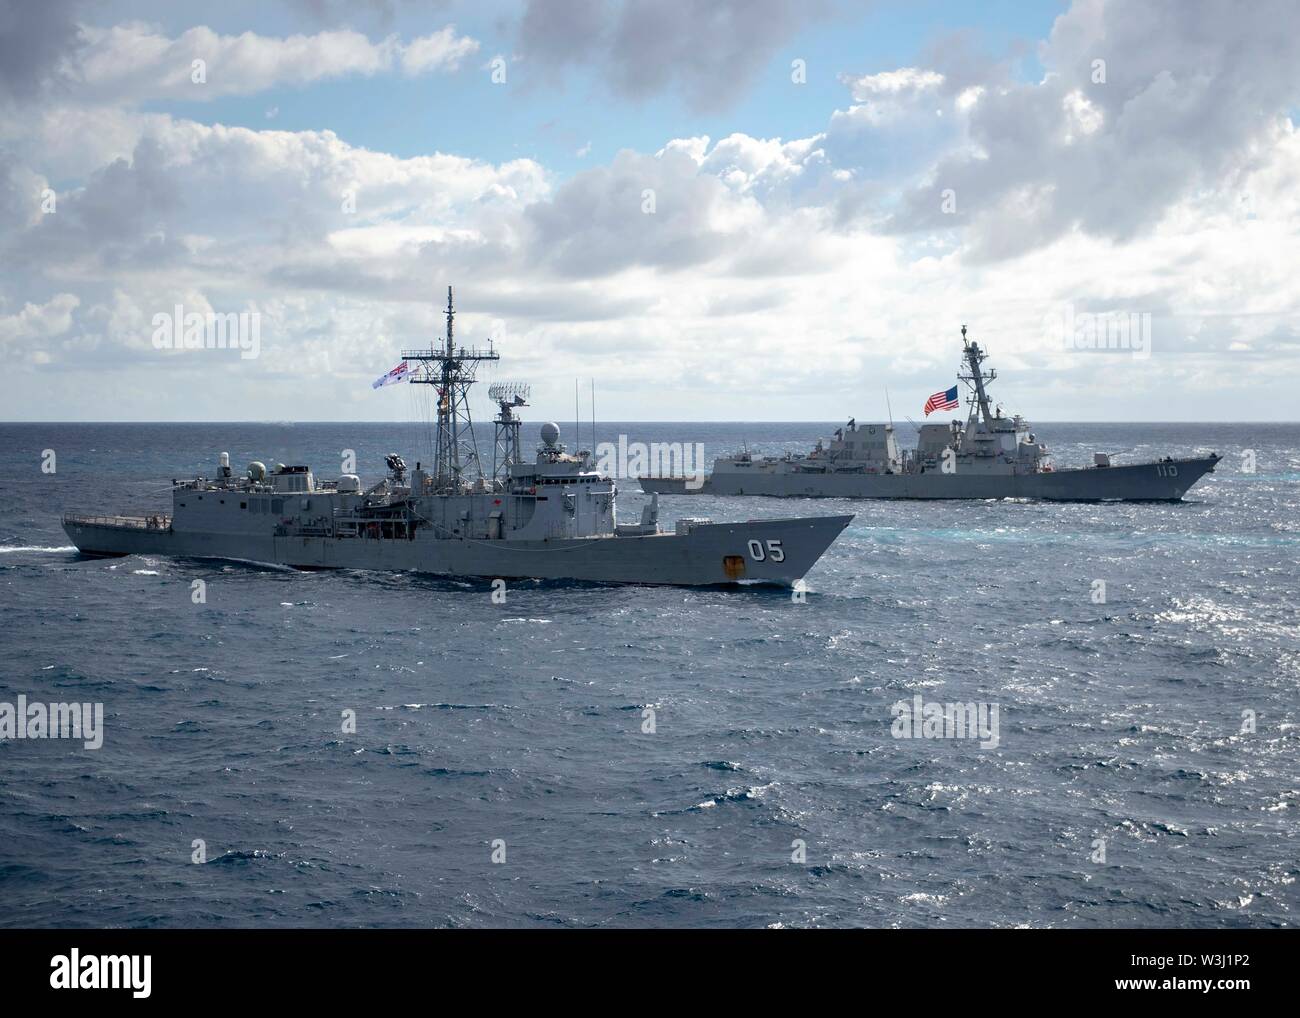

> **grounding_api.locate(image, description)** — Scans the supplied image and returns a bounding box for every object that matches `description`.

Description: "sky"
[1,0,1298,422]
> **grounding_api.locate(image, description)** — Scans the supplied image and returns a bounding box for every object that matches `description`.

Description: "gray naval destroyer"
[642,326,1221,502]
[62,290,851,585]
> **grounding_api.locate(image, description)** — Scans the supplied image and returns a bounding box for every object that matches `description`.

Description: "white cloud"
[2,0,1299,422]
[696,133,827,195]
[0,293,80,360]
[516,0,826,113]
[843,67,945,99]
[832,68,948,128]
[71,23,480,103]
[954,86,984,113]
[884,0,1300,258]
[398,27,481,76]
[1061,89,1103,143]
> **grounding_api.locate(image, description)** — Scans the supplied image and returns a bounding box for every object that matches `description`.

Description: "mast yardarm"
[402,285,500,493]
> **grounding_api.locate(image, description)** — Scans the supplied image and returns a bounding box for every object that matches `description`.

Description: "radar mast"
[958,324,997,427]
[490,382,530,487]
[403,286,500,493]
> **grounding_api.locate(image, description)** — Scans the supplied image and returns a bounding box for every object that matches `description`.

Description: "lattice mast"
[490,382,530,487]
[402,287,499,493]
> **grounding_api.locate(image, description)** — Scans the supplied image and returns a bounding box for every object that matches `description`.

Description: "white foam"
[0,545,76,553]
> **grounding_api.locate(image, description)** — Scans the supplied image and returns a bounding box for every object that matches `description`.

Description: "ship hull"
[640,455,1221,501]
[62,514,853,586]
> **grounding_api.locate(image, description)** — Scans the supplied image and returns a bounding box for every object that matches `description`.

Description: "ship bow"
[682,514,853,584]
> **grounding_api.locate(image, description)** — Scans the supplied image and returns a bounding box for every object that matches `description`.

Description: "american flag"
[923,384,959,416]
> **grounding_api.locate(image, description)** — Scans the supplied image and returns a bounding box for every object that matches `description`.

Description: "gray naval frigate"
[62,290,851,585]
[642,326,1221,501]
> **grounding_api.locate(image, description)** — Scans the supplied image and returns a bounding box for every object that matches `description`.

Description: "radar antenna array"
[489,382,531,408]
[491,382,531,484]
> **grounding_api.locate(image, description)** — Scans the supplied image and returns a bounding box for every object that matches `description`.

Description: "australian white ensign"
[372,360,411,388]
[50,950,151,998]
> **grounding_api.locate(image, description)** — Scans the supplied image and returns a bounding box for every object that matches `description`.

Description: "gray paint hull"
[62,514,853,586]
[640,455,1221,501]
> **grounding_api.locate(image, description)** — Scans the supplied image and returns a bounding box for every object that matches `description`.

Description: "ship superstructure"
[641,326,1220,501]
[63,290,851,584]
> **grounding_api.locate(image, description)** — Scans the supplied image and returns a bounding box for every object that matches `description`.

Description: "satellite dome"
[540,422,561,447]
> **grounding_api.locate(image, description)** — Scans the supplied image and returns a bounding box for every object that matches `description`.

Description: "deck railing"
[62,513,172,530]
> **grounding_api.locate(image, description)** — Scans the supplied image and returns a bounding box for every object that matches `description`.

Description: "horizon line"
[3,419,1299,426]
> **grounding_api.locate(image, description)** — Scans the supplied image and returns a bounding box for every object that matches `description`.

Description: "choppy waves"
[0,421,1297,927]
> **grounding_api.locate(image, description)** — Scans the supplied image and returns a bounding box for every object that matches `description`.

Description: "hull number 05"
[747,538,785,562]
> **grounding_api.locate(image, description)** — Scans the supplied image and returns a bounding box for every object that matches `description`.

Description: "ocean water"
[0,421,1296,928]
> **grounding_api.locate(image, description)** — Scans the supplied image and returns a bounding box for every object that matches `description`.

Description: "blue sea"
[1,421,1297,928]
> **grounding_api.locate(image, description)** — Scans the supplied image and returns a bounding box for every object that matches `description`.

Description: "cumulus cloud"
[881,0,1300,259]
[839,67,946,123]
[7,117,548,292]
[0,10,480,110]
[0,292,79,359]
[399,26,479,75]
[524,144,742,277]
[0,0,83,101]
[0,149,48,233]
[695,133,828,196]
[70,22,480,103]
[521,133,838,278]
[2,0,1300,422]
[517,0,827,112]
[847,68,945,99]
